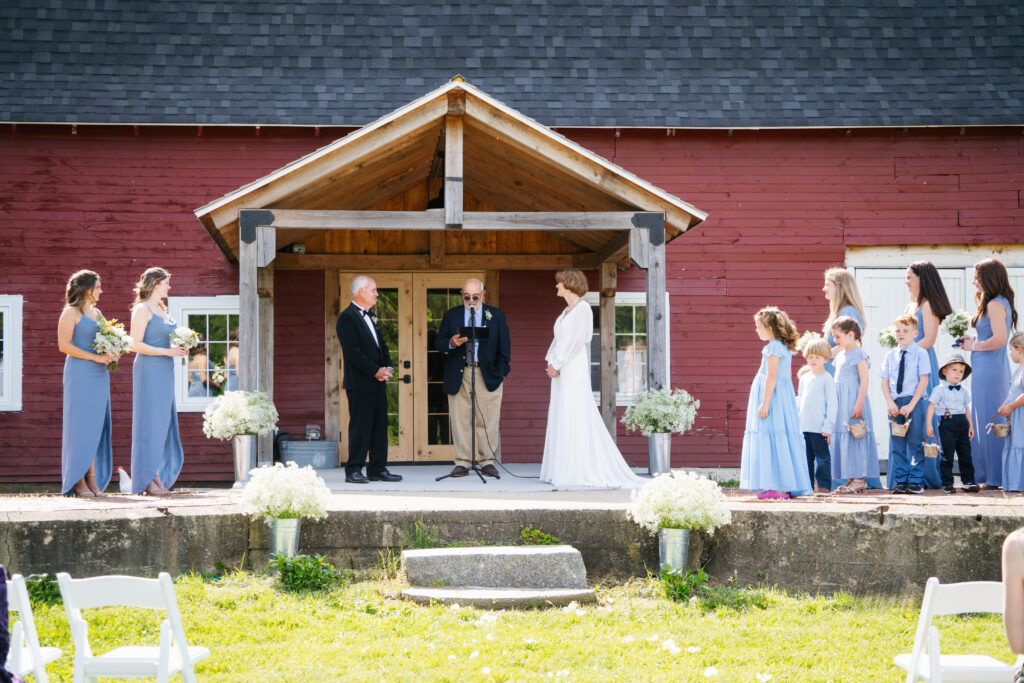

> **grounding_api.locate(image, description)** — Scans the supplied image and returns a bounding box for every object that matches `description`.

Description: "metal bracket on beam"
[239,209,275,244]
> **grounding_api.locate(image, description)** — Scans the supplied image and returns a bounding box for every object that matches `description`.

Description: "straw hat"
[938,351,972,381]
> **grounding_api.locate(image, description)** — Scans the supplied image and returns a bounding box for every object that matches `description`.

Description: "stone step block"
[402,545,588,589]
[402,586,596,609]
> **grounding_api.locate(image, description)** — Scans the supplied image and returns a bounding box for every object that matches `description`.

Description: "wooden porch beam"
[599,262,617,440]
[243,209,664,233]
[575,231,631,269]
[444,91,465,229]
[274,253,575,271]
[256,261,274,466]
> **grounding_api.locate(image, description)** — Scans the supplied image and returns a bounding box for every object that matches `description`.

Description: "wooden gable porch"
[194,79,707,474]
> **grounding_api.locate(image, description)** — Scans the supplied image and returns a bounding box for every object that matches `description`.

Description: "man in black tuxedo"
[336,275,402,484]
[436,278,511,478]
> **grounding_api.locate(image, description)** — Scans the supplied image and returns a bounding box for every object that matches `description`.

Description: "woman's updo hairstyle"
[64,270,100,311]
[754,306,799,351]
[133,267,171,311]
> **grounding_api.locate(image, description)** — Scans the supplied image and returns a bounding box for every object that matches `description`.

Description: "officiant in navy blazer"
[336,275,402,484]
[436,278,511,479]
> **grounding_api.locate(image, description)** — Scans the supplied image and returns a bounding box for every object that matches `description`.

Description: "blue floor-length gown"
[825,305,882,488]
[1002,367,1024,491]
[830,346,882,481]
[130,309,184,494]
[972,296,1012,487]
[914,308,943,489]
[61,315,113,496]
[740,340,813,495]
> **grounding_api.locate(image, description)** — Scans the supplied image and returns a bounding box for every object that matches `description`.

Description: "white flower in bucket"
[202,390,279,439]
[629,471,732,574]
[240,462,331,558]
[621,387,700,437]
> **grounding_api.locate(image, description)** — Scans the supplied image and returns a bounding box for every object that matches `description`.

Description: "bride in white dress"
[540,269,647,488]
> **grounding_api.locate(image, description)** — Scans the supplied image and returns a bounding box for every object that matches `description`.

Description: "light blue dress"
[830,346,881,480]
[972,296,1012,487]
[61,315,113,496]
[1001,367,1024,492]
[130,309,184,494]
[187,369,206,397]
[914,307,943,488]
[825,306,882,488]
[741,340,813,495]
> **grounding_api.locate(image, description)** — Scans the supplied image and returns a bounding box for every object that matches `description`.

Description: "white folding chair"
[56,572,209,683]
[6,573,62,683]
[894,576,1018,682]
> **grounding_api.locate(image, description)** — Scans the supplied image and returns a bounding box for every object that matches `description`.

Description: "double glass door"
[338,272,485,462]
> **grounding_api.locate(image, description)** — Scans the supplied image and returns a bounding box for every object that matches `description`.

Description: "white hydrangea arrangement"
[169,326,200,349]
[92,314,134,371]
[202,390,279,440]
[629,471,732,535]
[940,310,971,338]
[240,462,330,523]
[795,330,824,354]
[622,387,700,437]
[877,327,898,349]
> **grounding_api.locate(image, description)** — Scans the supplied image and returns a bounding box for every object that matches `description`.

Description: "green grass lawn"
[24,572,1014,682]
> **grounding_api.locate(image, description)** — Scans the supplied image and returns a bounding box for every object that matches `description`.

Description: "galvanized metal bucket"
[659,527,690,573]
[269,518,302,558]
[648,433,672,475]
[232,434,257,488]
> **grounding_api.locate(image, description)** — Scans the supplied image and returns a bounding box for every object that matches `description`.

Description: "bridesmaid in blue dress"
[963,258,1017,489]
[57,270,118,497]
[999,333,1024,491]
[740,307,812,499]
[905,261,953,489]
[129,267,188,495]
[821,267,882,488]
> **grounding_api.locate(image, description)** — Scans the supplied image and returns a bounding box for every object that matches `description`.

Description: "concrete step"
[402,586,596,609]
[402,545,588,589]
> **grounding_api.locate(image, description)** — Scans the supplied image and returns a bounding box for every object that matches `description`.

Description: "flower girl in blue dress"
[740,307,813,499]
[829,316,881,493]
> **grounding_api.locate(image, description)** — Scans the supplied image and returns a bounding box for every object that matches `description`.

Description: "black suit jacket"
[337,303,393,393]
[436,304,511,394]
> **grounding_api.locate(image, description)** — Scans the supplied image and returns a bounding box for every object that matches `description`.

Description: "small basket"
[922,437,940,459]
[987,413,1011,438]
[890,418,911,437]
[847,419,867,440]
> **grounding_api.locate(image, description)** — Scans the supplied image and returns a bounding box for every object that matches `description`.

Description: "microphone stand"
[436,305,487,484]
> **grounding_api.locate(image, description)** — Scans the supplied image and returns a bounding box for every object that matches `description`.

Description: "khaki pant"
[449,366,502,468]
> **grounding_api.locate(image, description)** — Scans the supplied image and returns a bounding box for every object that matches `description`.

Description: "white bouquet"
[240,462,330,523]
[941,310,971,339]
[202,390,279,440]
[92,314,133,371]
[877,327,898,349]
[629,471,732,535]
[796,330,824,354]
[622,387,700,437]
[169,326,200,349]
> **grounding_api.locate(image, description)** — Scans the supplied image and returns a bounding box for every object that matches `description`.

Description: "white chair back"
[6,573,61,683]
[57,572,207,683]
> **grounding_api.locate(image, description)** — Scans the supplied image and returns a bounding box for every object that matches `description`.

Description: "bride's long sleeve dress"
[540,302,646,488]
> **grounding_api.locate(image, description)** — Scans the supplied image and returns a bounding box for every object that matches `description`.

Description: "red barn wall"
[1,125,1022,482]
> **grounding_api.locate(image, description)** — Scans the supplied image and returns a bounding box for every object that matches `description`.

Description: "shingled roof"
[2,0,1022,128]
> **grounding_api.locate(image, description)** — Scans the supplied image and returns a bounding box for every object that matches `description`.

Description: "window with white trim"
[0,295,23,412]
[167,296,240,412]
[583,291,671,406]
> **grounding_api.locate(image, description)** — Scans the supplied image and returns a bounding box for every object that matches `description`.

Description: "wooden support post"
[324,270,342,465]
[444,111,464,229]
[237,216,262,394]
[599,262,617,441]
[644,219,668,392]
[256,259,274,466]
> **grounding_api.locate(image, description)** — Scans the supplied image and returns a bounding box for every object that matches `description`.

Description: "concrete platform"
[2,464,1023,595]
[402,586,597,608]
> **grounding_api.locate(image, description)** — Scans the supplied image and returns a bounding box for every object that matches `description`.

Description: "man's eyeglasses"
[462,294,481,302]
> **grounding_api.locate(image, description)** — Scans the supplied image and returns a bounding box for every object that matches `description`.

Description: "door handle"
[402,374,412,384]
[403,360,411,369]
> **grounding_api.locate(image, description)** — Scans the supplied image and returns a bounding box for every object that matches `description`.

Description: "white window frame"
[168,295,239,412]
[0,295,24,412]
[583,291,671,406]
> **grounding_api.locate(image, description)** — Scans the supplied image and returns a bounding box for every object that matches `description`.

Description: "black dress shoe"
[368,470,402,482]
[345,471,369,484]
[481,464,500,479]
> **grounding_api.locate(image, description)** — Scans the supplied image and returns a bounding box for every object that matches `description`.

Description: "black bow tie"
[361,309,371,317]
[949,385,961,391]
